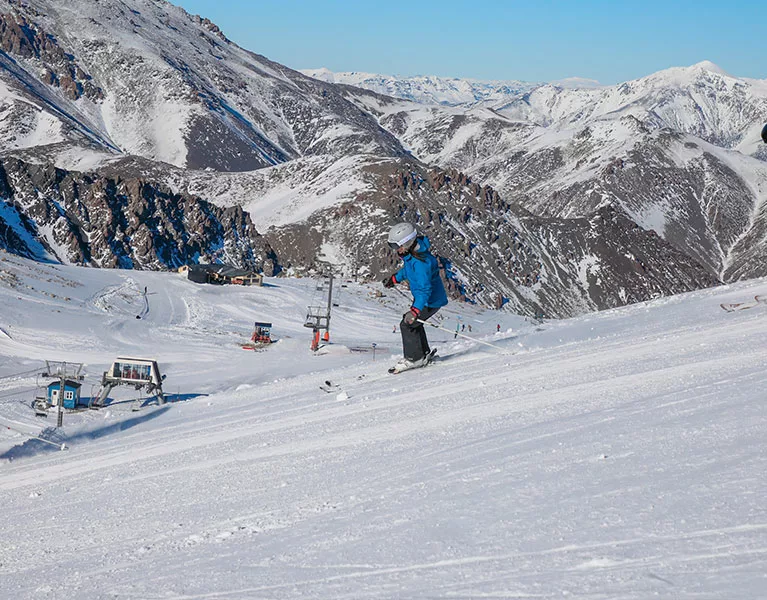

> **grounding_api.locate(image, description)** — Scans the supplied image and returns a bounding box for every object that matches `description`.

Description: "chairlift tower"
[304,270,334,351]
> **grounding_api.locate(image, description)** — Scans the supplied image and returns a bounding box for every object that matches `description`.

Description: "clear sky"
[170,0,766,84]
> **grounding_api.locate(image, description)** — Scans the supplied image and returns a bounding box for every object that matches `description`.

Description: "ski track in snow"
[0,256,766,599]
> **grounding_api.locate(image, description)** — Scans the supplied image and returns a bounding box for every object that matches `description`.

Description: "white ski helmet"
[387,222,417,249]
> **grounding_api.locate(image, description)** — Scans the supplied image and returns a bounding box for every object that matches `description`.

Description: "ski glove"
[403,307,420,325]
[382,274,396,289]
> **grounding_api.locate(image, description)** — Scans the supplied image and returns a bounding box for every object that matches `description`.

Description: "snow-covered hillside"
[1,253,765,598]
[0,0,406,171]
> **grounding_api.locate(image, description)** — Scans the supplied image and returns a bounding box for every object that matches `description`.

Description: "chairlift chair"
[91,357,165,408]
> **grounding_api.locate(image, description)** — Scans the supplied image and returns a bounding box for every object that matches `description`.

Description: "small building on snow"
[47,379,82,409]
[180,264,263,286]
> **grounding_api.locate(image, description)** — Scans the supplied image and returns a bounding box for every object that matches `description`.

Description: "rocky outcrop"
[0,10,103,100]
[0,157,277,271]
[192,15,229,43]
[265,161,720,317]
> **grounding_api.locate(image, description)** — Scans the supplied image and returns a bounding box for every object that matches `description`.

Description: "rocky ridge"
[0,156,277,273]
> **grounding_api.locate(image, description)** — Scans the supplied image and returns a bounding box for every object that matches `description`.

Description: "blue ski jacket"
[394,236,448,312]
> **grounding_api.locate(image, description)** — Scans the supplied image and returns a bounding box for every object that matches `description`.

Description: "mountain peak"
[690,60,730,76]
[550,76,605,89]
[301,67,336,82]
[637,61,737,89]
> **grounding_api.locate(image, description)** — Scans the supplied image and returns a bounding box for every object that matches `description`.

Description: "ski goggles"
[388,230,417,250]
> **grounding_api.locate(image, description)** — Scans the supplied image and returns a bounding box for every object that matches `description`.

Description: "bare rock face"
[0,10,103,100]
[0,156,277,271]
[265,161,719,317]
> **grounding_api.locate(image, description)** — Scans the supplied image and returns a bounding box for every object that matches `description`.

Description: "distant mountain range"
[328,61,767,282]
[0,0,764,317]
[299,68,604,106]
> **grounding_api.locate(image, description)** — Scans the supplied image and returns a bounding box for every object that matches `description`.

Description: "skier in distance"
[382,223,447,373]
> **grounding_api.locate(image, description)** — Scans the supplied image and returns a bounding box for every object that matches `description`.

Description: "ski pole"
[388,284,513,354]
[416,319,514,355]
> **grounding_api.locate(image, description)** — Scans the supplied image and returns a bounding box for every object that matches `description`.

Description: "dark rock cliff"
[0,156,277,273]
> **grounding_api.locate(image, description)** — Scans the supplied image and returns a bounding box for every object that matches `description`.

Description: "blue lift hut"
[33,361,85,426]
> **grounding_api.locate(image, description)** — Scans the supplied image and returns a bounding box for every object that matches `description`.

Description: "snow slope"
[1,253,766,599]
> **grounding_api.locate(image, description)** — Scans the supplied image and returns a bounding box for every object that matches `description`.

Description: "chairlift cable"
[0,366,47,381]
[0,385,37,400]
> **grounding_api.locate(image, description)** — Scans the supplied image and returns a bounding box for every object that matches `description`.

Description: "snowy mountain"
[1,253,766,598]
[0,0,764,317]
[299,68,543,106]
[306,62,765,150]
[335,62,767,282]
[300,68,605,107]
[0,0,406,170]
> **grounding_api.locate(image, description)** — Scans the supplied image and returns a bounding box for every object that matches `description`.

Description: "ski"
[721,295,767,312]
[388,349,438,374]
[720,302,757,312]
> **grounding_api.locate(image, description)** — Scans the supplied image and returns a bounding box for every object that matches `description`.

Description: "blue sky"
[172,1,766,84]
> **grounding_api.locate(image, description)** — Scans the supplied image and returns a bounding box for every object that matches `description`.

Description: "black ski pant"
[400,306,440,361]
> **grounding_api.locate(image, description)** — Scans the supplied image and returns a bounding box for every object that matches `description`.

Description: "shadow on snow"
[1,393,208,461]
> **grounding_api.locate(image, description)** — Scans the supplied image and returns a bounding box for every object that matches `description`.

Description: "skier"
[762,122,767,144]
[382,223,447,373]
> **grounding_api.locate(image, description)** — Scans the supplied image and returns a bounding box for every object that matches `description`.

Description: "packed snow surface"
[0,253,765,599]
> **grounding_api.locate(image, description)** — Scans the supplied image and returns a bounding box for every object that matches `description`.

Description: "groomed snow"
[0,253,765,599]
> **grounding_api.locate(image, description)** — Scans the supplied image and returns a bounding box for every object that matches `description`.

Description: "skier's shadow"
[434,335,517,363]
[432,347,473,363]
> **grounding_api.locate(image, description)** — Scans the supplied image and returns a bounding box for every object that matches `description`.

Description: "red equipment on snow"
[242,322,274,350]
